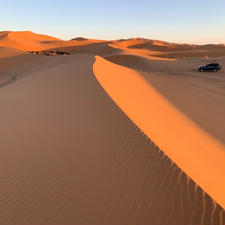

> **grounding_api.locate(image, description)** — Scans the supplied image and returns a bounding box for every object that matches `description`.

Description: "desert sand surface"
[104,54,225,143]
[0,31,65,51]
[0,46,27,58]
[111,38,225,58]
[0,31,107,52]
[0,54,224,225]
[0,31,224,224]
[94,56,225,207]
[0,51,74,88]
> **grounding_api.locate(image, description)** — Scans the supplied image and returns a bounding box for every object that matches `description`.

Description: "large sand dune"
[0,31,66,51]
[93,56,225,209]
[0,31,225,224]
[104,54,225,143]
[0,54,223,224]
[0,31,108,52]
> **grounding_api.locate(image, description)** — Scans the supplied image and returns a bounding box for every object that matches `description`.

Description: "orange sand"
[0,31,225,224]
[93,56,225,209]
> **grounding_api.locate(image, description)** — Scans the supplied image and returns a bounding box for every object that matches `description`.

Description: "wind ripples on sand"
[0,55,224,225]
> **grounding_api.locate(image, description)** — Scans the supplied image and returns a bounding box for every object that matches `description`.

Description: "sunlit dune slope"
[104,54,225,144]
[93,56,225,209]
[104,53,225,94]
[0,31,68,51]
[0,54,224,224]
[1,31,224,58]
[0,31,108,52]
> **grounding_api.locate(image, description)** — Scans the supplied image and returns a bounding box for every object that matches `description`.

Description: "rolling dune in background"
[0,31,65,51]
[0,31,107,52]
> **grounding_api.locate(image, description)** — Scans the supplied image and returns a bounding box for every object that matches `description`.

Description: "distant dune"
[46,42,122,56]
[70,37,88,41]
[1,31,224,58]
[0,31,109,52]
[113,37,223,51]
[0,31,68,51]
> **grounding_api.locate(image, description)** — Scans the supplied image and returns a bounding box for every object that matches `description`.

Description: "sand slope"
[0,46,27,58]
[113,38,225,56]
[46,42,121,56]
[0,31,225,59]
[0,31,108,52]
[93,56,225,210]
[0,50,75,88]
[0,31,66,51]
[104,54,225,144]
[0,54,224,224]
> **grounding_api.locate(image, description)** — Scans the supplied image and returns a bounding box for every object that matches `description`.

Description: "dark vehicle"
[198,63,221,72]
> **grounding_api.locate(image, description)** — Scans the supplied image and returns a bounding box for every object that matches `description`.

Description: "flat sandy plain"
[0,31,224,225]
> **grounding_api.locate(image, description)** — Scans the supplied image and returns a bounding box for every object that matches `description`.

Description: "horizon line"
[1,30,224,46]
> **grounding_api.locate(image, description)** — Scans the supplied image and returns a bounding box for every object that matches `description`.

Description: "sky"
[0,0,224,44]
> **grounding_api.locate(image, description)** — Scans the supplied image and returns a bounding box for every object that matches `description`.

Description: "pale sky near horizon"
[0,0,224,44]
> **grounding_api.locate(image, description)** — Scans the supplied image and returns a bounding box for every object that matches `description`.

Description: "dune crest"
[0,54,224,224]
[93,56,225,209]
[0,31,108,52]
[0,31,66,51]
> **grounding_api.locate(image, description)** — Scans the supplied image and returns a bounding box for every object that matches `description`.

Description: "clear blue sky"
[1,0,224,44]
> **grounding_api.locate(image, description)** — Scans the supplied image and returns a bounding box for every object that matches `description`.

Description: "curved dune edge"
[93,55,225,209]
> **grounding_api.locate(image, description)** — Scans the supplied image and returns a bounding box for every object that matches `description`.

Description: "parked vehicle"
[198,63,221,72]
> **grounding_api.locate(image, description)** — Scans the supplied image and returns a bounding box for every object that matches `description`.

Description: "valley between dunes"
[0,31,224,225]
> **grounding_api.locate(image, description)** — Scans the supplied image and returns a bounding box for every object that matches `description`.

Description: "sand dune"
[104,54,225,93]
[113,37,224,51]
[0,54,223,224]
[0,31,67,51]
[0,31,107,52]
[70,37,88,41]
[1,31,224,59]
[112,38,225,58]
[112,37,192,50]
[47,42,122,56]
[104,54,225,144]
[142,67,225,145]
[70,37,105,44]
[0,31,225,224]
[93,56,225,210]
[0,48,75,88]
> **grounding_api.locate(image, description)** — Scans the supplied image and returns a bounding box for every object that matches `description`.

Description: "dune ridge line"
[93,55,225,209]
